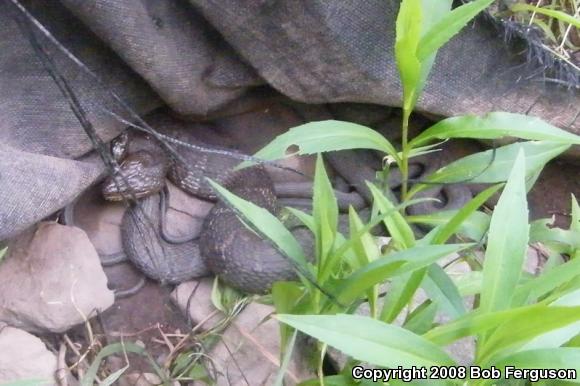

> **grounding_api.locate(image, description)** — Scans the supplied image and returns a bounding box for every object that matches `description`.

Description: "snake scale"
[101,125,472,294]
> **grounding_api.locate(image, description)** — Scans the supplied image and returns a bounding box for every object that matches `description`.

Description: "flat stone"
[0,223,114,333]
[171,280,315,385]
[0,325,57,385]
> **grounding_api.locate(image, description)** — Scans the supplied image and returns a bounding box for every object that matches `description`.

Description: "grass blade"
[411,141,569,189]
[514,257,580,305]
[395,0,423,112]
[369,183,415,249]
[490,348,580,380]
[312,154,338,270]
[480,149,529,314]
[380,270,427,323]
[276,314,456,368]
[424,264,467,319]
[478,306,580,363]
[417,0,494,61]
[431,184,502,245]
[411,112,580,147]
[81,342,164,386]
[424,304,546,345]
[348,208,381,317]
[329,244,470,308]
[408,210,491,241]
[207,179,308,267]
[510,3,580,28]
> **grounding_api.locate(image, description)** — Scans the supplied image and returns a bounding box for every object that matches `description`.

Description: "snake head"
[102,150,169,201]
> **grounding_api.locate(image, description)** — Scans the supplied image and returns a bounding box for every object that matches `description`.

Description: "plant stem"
[400,109,411,204]
[318,342,327,386]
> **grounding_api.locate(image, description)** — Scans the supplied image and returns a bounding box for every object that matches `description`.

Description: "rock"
[119,372,179,386]
[171,279,222,329]
[171,280,316,385]
[0,223,115,333]
[0,325,57,385]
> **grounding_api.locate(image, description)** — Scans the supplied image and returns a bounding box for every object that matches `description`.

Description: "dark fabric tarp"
[0,0,578,240]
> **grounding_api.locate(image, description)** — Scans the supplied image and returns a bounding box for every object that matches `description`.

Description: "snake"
[100,124,473,294]
[101,128,363,294]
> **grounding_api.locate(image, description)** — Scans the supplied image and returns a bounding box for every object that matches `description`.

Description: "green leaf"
[572,194,580,260]
[423,264,466,319]
[417,0,494,61]
[299,374,372,386]
[100,366,129,386]
[514,257,580,305]
[518,291,580,352]
[246,120,399,167]
[348,208,381,317]
[81,342,164,386]
[480,149,529,314]
[408,210,491,241]
[410,141,570,189]
[490,348,580,380]
[572,194,580,233]
[272,281,304,346]
[380,270,427,323]
[395,0,423,112]
[313,154,338,269]
[273,330,298,386]
[424,304,546,345]
[286,207,315,232]
[0,381,51,386]
[368,183,415,249]
[478,306,580,363]
[431,184,502,245]
[510,3,580,28]
[207,179,308,268]
[276,314,455,368]
[329,244,469,309]
[529,218,580,254]
[411,112,580,147]
[404,301,438,334]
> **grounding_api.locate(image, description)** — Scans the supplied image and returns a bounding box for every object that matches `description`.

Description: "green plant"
[208,0,580,384]
[278,153,580,385]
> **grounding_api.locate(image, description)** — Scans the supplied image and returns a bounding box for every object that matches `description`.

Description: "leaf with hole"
[245,120,399,168]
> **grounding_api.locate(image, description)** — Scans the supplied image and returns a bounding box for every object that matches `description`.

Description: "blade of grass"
[207,179,307,267]
[408,210,491,241]
[411,112,580,147]
[513,256,580,305]
[380,270,427,323]
[395,0,423,113]
[489,348,580,379]
[416,0,494,61]
[312,154,338,271]
[81,342,164,386]
[409,141,569,193]
[478,306,580,364]
[423,264,467,319]
[510,3,580,28]
[431,184,502,245]
[369,183,415,249]
[480,149,529,314]
[276,314,456,368]
[328,244,470,310]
